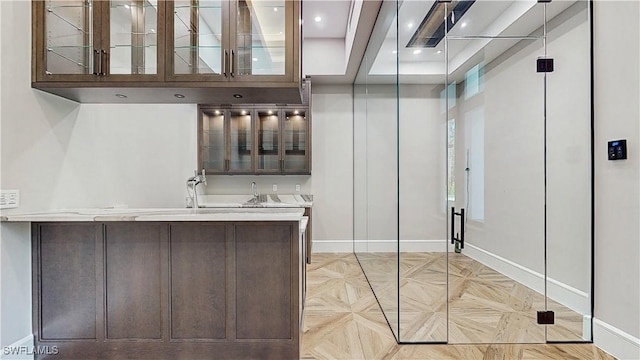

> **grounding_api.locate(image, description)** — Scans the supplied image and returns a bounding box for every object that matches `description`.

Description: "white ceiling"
[302,0,583,84]
[302,0,353,38]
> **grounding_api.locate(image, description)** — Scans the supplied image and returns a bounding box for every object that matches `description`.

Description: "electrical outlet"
[0,190,20,209]
[295,184,301,192]
[272,184,278,192]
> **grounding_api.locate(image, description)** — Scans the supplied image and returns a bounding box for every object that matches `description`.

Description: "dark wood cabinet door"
[235,223,294,339]
[169,223,228,340]
[37,223,100,340]
[105,223,164,340]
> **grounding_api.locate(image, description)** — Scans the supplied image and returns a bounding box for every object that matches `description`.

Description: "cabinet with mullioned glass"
[200,108,255,174]
[32,0,166,82]
[167,0,299,84]
[199,105,310,175]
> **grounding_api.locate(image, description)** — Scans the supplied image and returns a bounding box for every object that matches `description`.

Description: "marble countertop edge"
[1,208,306,222]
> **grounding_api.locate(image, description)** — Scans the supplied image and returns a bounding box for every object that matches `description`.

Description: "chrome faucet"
[187,169,207,208]
[251,181,259,200]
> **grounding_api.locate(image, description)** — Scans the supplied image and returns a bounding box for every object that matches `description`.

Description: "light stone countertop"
[198,194,313,208]
[0,207,306,222]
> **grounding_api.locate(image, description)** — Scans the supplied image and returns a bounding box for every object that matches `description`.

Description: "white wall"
[308,85,353,251]
[303,38,346,76]
[593,1,640,358]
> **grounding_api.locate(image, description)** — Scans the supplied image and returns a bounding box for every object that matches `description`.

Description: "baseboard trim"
[314,239,448,253]
[1,334,34,360]
[593,318,640,360]
[464,243,591,316]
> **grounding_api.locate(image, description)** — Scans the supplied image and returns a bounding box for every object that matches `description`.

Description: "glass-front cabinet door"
[167,0,297,82]
[200,108,226,172]
[37,0,98,81]
[283,109,309,173]
[256,109,281,172]
[34,0,165,81]
[229,109,254,172]
[168,0,230,80]
[231,0,296,82]
[103,0,164,79]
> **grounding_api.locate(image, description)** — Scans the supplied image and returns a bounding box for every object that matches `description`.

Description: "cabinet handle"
[93,49,101,76]
[223,50,228,77]
[230,50,235,77]
[100,49,108,76]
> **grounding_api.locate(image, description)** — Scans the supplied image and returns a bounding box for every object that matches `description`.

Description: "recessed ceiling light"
[149,28,155,33]
[413,49,422,55]
[252,57,258,62]
[437,50,442,54]
[174,93,185,98]
[392,50,397,54]
[314,16,321,22]
[407,22,414,28]
[461,22,467,28]
[273,7,278,11]
[123,4,130,9]
[279,31,283,35]
[115,94,127,98]
[233,94,243,99]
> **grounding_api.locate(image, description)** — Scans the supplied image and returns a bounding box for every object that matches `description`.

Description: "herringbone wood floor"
[301,253,615,360]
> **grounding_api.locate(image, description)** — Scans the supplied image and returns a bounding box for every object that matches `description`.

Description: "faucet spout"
[186,170,207,208]
[251,181,259,199]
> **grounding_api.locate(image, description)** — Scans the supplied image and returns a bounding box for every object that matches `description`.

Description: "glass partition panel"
[545,0,592,342]
[110,0,158,74]
[353,0,399,340]
[354,0,592,345]
[229,109,253,172]
[447,35,547,344]
[397,0,448,343]
[257,109,280,171]
[45,0,94,75]
[174,0,224,74]
[236,0,286,75]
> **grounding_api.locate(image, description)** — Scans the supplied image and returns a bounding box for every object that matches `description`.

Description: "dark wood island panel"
[32,221,302,360]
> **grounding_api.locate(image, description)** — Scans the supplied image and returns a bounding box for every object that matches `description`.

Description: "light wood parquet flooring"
[356,252,584,343]
[301,253,615,360]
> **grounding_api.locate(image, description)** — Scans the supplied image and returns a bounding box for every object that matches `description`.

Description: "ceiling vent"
[407,0,475,48]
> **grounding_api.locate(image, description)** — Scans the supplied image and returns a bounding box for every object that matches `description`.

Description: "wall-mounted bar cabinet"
[198,80,310,175]
[31,0,302,104]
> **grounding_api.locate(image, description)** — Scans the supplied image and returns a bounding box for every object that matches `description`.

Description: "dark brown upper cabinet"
[167,0,299,84]
[198,80,310,175]
[199,105,310,175]
[32,0,166,83]
[31,0,302,103]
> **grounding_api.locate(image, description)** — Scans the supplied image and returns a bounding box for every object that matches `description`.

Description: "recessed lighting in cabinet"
[293,110,299,115]
[268,110,273,115]
[214,110,221,115]
[115,94,127,98]
[233,94,243,99]
[241,110,247,115]
[174,94,185,99]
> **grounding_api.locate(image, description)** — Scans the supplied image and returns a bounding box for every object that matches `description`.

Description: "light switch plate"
[0,190,20,209]
[272,184,278,192]
[295,184,301,192]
